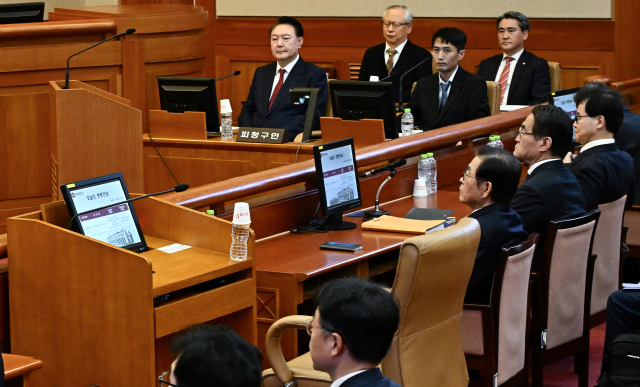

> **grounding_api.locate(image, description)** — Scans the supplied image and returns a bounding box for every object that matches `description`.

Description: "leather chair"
[486,81,500,116]
[262,218,481,387]
[548,62,562,92]
[530,210,600,387]
[462,233,538,387]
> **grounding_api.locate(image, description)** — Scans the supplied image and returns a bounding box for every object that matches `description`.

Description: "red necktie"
[499,56,514,104]
[269,68,286,110]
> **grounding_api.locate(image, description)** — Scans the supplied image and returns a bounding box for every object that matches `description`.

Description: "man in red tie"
[477,11,550,106]
[238,17,327,141]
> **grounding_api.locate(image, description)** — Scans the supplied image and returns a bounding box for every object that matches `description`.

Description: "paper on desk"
[158,243,192,254]
[623,282,640,290]
[500,105,529,112]
[361,215,445,235]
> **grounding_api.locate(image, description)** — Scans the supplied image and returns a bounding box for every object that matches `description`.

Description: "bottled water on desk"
[494,135,504,149]
[427,153,437,194]
[418,154,429,181]
[488,136,496,147]
[401,108,414,136]
[230,202,251,261]
[220,99,233,140]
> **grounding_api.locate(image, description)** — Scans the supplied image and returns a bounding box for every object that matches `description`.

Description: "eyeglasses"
[573,114,589,123]
[305,318,334,336]
[462,172,487,182]
[518,127,534,137]
[382,21,410,28]
[159,372,179,387]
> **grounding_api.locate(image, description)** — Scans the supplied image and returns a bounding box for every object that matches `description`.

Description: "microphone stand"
[363,169,397,221]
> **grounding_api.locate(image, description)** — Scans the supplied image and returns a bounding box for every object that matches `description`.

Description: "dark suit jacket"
[405,66,490,131]
[510,159,585,267]
[358,40,432,104]
[616,106,640,204]
[565,143,635,211]
[477,50,550,106]
[238,57,328,141]
[465,203,529,304]
[340,368,401,387]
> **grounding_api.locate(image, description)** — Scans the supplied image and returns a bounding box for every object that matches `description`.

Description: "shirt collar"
[330,370,368,387]
[385,39,408,55]
[527,158,559,175]
[580,138,615,153]
[440,65,459,85]
[276,55,300,74]
[503,48,524,62]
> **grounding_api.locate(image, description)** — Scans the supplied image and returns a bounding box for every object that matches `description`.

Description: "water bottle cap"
[206,210,215,215]
[496,135,501,139]
[421,154,428,158]
[220,99,232,114]
[232,202,251,224]
[489,136,495,141]
[404,108,411,113]
[427,152,434,157]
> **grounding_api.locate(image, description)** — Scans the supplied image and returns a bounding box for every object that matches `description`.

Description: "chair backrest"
[540,210,600,350]
[382,218,481,387]
[548,62,562,92]
[486,81,501,116]
[591,195,627,315]
[348,63,360,80]
[624,205,640,247]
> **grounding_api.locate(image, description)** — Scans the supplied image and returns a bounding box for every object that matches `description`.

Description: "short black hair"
[574,84,624,135]
[531,104,574,157]
[432,27,467,51]
[314,277,399,365]
[270,16,304,38]
[475,146,522,203]
[496,11,529,32]
[171,325,262,387]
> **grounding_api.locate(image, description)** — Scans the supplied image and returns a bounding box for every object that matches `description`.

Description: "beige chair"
[548,62,562,92]
[486,81,500,116]
[531,210,600,387]
[463,233,538,387]
[262,218,481,387]
[624,204,640,257]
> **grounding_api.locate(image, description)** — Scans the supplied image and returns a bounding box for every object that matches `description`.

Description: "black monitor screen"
[0,2,44,24]
[158,77,219,133]
[548,87,580,119]
[329,80,398,139]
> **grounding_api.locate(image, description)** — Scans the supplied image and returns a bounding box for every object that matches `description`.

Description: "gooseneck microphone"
[68,183,188,230]
[362,159,406,220]
[397,57,431,106]
[378,71,398,82]
[214,70,241,82]
[64,28,136,89]
[359,159,407,178]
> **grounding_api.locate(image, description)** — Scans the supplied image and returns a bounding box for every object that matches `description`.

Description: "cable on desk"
[290,202,327,234]
[295,138,320,163]
[148,130,180,185]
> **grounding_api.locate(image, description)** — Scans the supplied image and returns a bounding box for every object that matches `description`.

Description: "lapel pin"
[523,62,526,65]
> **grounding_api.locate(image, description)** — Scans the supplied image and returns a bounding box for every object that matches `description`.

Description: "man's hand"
[563,151,576,163]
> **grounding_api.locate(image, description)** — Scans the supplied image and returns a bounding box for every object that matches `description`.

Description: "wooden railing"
[585,74,640,111]
[0,19,116,38]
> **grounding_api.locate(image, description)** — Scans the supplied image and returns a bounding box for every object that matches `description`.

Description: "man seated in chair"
[564,85,635,211]
[309,277,400,387]
[459,146,529,304]
[161,324,262,387]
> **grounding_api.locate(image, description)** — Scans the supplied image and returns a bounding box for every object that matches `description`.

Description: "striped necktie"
[386,48,397,74]
[499,56,515,104]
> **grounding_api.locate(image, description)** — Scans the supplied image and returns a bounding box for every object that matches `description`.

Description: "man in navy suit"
[459,146,529,304]
[309,278,400,387]
[510,105,585,267]
[238,17,327,141]
[477,11,550,106]
[358,5,432,104]
[564,85,635,210]
[405,27,490,131]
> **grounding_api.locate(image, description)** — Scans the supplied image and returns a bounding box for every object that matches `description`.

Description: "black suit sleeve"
[510,184,545,234]
[405,79,425,128]
[476,59,493,81]
[238,70,259,127]
[358,48,375,81]
[529,59,551,105]
[468,76,491,120]
[281,67,328,137]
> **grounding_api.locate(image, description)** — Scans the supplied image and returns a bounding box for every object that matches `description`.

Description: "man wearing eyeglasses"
[510,105,585,267]
[357,5,432,104]
[564,87,634,211]
[308,277,400,387]
[459,146,528,304]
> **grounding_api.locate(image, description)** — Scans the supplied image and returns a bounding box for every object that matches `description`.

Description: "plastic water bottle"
[418,154,429,181]
[427,153,437,194]
[488,136,496,147]
[220,99,233,140]
[230,202,251,261]
[494,135,504,149]
[401,108,414,136]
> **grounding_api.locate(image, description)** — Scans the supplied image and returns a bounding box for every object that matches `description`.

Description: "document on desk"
[362,215,445,235]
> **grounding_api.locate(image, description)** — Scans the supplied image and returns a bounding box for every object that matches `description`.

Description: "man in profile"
[358,5,431,104]
[459,146,528,304]
[238,16,327,141]
[477,11,550,106]
[510,105,585,266]
[309,277,400,387]
[405,27,489,131]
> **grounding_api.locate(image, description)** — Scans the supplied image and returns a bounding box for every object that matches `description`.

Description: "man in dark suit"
[459,146,528,304]
[477,11,550,106]
[617,105,640,204]
[600,290,640,372]
[405,27,490,131]
[510,105,586,267]
[564,86,634,210]
[238,17,327,141]
[309,278,400,387]
[358,5,432,104]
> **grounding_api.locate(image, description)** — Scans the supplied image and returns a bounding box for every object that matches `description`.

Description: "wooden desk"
[3,354,43,387]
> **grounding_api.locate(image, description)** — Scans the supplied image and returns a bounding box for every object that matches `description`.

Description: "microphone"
[68,183,188,230]
[64,28,136,89]
[359,159,407,178]
[214,71,241,82]
[378,71,398,82]
[397,57,431,106]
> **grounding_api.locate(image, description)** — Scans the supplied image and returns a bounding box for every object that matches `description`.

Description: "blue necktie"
[440,81,451,113]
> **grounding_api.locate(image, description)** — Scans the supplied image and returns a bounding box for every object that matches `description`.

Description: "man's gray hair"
[383,5,413,24]
[497,11,529,32]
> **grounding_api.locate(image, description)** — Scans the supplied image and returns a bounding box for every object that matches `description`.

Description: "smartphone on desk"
[320,241,363,253]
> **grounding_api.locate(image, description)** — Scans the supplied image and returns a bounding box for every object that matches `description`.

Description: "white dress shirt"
[384,39,408,68]
[439,65,459,102]
[579,138,615,153]
[271,55,300,96]
[528,158,559,175]
[331,370,368,387]
[494,48,524,105]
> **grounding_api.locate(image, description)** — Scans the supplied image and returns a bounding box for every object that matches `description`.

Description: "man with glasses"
[358,5,431,103]
[459,146,528,303]
[510,105,585,267]
[308,277,400,387]
[564,86,634,211]
[159,324,262,387]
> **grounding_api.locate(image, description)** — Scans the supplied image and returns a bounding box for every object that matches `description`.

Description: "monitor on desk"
[158,76,219,134]
[0,2,45,24]
[313,138,362,231]
[329,80,399,139]
[548,87,580,142]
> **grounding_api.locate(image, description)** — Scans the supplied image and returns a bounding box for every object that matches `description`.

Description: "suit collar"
[579,139,616,153]
[468,202,511,219]
[527,158,563,179]
[438,65,468,119]
[570,142,618,166]
[508,50,530,91]
[337,368,385,387]
[267,57,306,114]
[389,39,414,75]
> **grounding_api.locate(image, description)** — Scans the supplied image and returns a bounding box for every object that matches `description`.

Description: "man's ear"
[330,333,346,357]
[539,136,552,153]
[482,181,493,199]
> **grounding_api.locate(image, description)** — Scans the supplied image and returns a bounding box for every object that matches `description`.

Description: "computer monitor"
[158,76,219,134]
[60,172,149,253]
[313,138,362,231]
[329,80,399,139]
[548,87,580,119]
[0,2,45,24]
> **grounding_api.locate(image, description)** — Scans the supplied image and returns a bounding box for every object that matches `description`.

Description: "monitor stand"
[321,212,357,231]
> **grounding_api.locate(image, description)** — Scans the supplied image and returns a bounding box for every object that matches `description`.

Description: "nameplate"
[235,128,288,144]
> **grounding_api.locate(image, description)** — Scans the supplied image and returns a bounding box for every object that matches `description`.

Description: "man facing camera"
[510,105,585,267]
[459,146,528,304]
[564,87,635,211]
[477,11,550,106]
[309,277,400,387]
[238,16,327,141]
[358,5,431,104]
[405,28,490,131]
